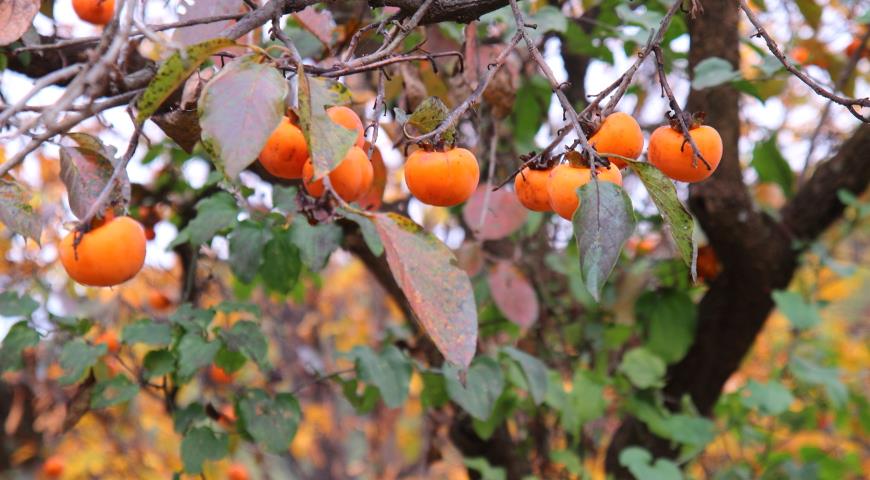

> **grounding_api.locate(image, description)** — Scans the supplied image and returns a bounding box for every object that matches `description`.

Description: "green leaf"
[638,289,697,364]
[662,414,715,447]
[173,192,238,246]
[173,403,206,433]
[472,392,517,439]
[619,347,666,389]
[136,38,236,125]
[199,55,288,179]
[573,181,636,301]
[351,345,412,409]
[259,228,301,294]
[214,345,246,373]
[772,290,822,330]
[421,370,449,408]
[501,347,548,405]
[122,319,172,346]
[619,447,683,480]
[59,339,106,385]
[789,355,847,407]
[176,333,220,379]
[444,356,505,420]
[341,209,384,256]
[628,162,696,275]
[692,57,741,90]
[373,213,477,367]
[751,137,793,197]
[0,292,38,318]
[0,179,42,244]
[237,389,301,453]
[742,380,794,415]
[794,0,822,30]
[272,185,298,213]
[181,426,229,474]
[228,220,272,283]
[561,370,606,436]
[407,96,453,142]
[341,379,380,413]
[464,457,507,480]
[290,220,343,272]
[91,375,139,409]
[143,349,176,379]
[220,320,270,370]
[169,304,214,334]
[0,321,39,372]
[296,70,359,179]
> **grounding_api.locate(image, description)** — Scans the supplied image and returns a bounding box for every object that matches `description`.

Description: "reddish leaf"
[462,184,528,240]
[295,69,357,180]
[373,213,477,368]
[455,241,484,277]
[173,0,242,46]
[357,144,386,211]
[59,135,130,220]
[0,0,38,46]
[487,261,539,329]
[292,6,334,46]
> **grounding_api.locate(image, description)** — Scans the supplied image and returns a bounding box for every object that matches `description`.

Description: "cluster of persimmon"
[260,107,481,208]
[515,112,722,220]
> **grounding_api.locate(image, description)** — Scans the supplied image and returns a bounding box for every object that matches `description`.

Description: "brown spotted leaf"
[373,213,477,368]
[462,184,528,240]
[59,146,128,220]
[0,179,42,244]
[198,54,287,179]
[0,0,39,46]
[487,261,538,329]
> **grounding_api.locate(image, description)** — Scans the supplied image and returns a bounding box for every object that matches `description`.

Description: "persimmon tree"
[1,0,869,478]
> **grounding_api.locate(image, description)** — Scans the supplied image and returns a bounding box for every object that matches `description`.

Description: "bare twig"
[405,33,522,143]
[281,51,464,78]
[0,64,83,127]
[475,123,499,234]
[343,0,436,69]
[367,70,387,158]
[737,0,870,122]
[799,27,870,183]
[652,46,711,170]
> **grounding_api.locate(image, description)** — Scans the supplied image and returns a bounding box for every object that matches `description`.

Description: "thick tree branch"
[370,0,508,24]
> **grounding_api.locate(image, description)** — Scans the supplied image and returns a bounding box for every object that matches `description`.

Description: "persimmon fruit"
[357,142,386,210]
[42,456,64,478]
[404,148,480,207]
[588,112,644,168]
[696,244,721,282]
[94,331,120,354]
[73,0,114,25]
[514,167,552,212]
[648,124,722,183]
[59,214,147,287]
[791,46,810,65]
[845,37,870,59]
[259,116,309,179]
[327,106,365,148]
[208,364,233,385]
[547,163,622,220]
[148,290,172,311]
[302,146,373,202]
[228,464,250,480]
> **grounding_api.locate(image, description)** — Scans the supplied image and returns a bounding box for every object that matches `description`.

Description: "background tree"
[1,0,868,479]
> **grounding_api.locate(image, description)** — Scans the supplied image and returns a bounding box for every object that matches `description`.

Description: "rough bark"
[604,0,870,476]
[372,0,509,24]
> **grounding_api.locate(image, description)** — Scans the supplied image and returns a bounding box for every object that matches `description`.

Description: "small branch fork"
[652,46,711,170]
[736,0,870,123]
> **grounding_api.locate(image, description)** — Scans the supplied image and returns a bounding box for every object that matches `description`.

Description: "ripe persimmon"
[302,146,373,202]
[327,106,365,148]
[357,142,386,210]
[94,331,120,354]
[588,112,644,168]
[208,364,233,385]
[259,116,309,179]
[696,244,720,282]
[791,46,810,65]
[73,0,115,25]
[42,456,64,478]
[648,123,722,183]
[514,167,552,212]
[405,148,480,207]
[228,464,250,480]
[547,163,622,220]
[59,214,147,287]
[845,37,870,59]
[148,290,172,310]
